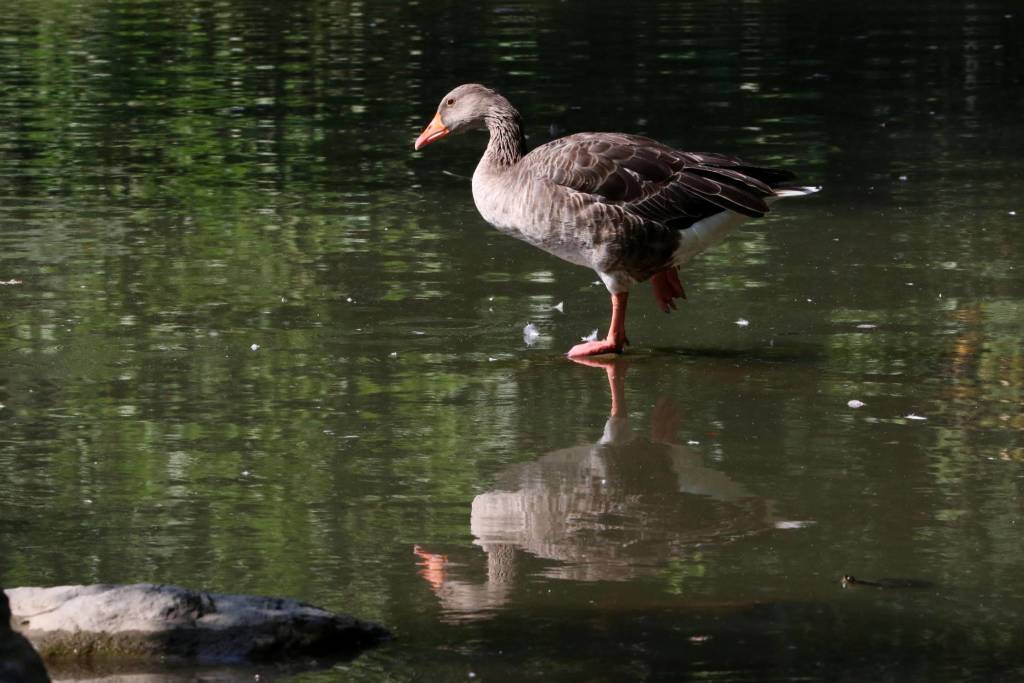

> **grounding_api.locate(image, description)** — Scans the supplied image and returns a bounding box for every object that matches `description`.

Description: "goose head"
[414,84,509,150]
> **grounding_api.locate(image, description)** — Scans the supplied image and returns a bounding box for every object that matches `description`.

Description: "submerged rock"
[5,584,388,664]
[42,662,329,682]
[1,588,51,683]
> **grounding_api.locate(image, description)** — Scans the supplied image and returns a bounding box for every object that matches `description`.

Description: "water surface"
[1,0,1023,680]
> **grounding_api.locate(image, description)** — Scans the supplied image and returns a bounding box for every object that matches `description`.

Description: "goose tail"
[773,185,822,198]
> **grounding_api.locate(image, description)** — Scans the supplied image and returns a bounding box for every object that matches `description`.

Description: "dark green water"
[2,0,1023,680]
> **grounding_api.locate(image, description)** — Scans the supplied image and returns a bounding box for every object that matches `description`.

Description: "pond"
[1,0,1023,680]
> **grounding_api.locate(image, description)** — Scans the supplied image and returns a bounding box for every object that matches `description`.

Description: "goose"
[414,84,819,357]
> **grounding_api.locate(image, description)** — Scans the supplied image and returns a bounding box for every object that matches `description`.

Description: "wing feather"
[524,133,793,227]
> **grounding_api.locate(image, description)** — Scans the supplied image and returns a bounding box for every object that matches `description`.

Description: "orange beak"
[414,112,449,150]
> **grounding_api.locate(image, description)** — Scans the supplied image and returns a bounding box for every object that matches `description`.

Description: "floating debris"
[523,322,541,346]
[774,520,816,529]
[841,575,934,590]
[553,301,564,313]
[389,351,398,358]
[0,279,23,286]
[847,399,866,409]
[250,343,260,351]
[735,318,750,327]
[1009,210,1017,216]
[687,440,700,446]
[856,323,878,329]
[904,413,928,421]
[581,329,599,342]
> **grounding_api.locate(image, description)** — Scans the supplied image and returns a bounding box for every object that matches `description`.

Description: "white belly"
[672,210,751,266]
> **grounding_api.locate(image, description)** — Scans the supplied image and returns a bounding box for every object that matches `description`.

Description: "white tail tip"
[775,185,822,198]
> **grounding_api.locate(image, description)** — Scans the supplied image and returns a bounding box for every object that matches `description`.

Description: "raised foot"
[567,338,624,358]
[651,268,686,312]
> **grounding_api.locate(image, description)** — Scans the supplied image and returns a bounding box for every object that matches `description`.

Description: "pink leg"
[650,268,686,312]
[567,292,629,358]
[568,355,628,417]
[413,545,449,592]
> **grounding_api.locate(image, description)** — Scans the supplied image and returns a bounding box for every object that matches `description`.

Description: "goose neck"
[483,108,526,169]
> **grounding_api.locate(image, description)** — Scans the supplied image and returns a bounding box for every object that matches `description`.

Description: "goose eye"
[446,98,456,106]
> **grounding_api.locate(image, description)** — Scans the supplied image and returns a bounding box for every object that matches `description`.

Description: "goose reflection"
[415,357,782,618]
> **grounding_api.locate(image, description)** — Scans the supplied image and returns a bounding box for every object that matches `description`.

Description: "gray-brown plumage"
[414,83,818,357]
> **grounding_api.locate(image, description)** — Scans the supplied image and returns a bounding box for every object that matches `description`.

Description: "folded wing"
[528,133,795,230]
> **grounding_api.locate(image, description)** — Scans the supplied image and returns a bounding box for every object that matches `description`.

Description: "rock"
[5,584,388,664]
[1,588,51,683]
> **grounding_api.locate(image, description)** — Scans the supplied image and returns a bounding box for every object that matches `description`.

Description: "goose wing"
[526,132,794,228]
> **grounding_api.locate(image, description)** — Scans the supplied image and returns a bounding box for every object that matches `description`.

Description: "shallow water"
[2,0,1023,680]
